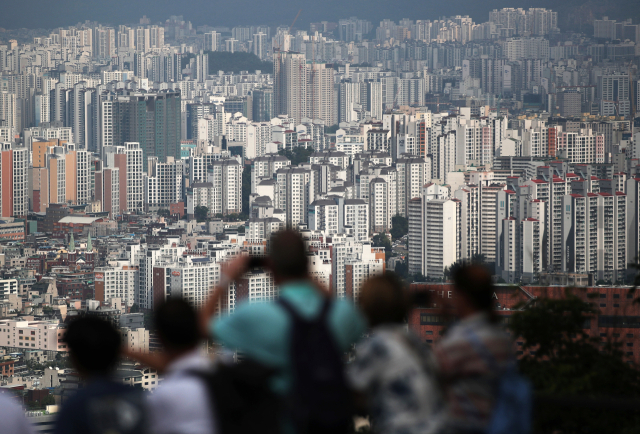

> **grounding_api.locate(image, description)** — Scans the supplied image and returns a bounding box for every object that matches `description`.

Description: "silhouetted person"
[348,274,444,434]
[55,316,147,434]
[200,230,366,434]
[433,264,513,434]
[146,299,215,434]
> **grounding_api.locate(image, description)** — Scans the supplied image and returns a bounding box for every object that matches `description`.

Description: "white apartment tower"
[204,32,219,51]
[423,199,461,278]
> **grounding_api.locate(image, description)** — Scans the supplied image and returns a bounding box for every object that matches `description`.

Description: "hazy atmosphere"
[1,1,640,433]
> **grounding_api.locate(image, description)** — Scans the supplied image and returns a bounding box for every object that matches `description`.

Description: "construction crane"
[602,100,620,118]
[289,9,302,35]
[274,9,302,53]
[628,61,636,119]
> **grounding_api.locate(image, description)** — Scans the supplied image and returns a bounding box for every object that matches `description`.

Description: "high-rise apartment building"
[204,32,219,51]
[187,158,242,216]
[275,166,317,227]
[561,192,627,282]
[105,91,181,169]
[253,33,267,60]
[274,52,335,125]
[103,142,144,214]
[250,88,273,123]
[274,52,307,125]
[599,74,630,119]
[144,156,183,212]
[0,143,28,218]
[423,199,461,278]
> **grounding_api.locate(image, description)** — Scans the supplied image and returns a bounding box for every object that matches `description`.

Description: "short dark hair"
[359,273,410,327]
[154,298,200,351]
[452,263,494,313]
[64,316,121,375]
[269,230,308,279]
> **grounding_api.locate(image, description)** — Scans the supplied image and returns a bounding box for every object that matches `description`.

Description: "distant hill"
[206,52,272,74]
[1,0,639,33]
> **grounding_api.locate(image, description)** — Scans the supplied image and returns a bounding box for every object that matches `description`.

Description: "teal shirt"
[211,281,366,394]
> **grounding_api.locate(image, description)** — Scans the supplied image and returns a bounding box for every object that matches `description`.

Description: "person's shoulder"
[219,300,286,327]
[330,298,362,319]
[327,298,367,349]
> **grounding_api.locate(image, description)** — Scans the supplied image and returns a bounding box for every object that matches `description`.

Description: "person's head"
[269,230,308,284]
[64,316,121,377]
[359,273,411,327]
[154,298,201,355]
[451,263,495,320]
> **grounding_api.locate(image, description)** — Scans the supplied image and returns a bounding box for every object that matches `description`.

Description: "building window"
[420,314,444,325]
[598,316,640,328]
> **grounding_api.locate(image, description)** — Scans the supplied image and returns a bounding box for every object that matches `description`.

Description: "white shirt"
[0,393,36,434]
[148,350,217,434]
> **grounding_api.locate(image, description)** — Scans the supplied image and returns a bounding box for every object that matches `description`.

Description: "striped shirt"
[433,313,513,433]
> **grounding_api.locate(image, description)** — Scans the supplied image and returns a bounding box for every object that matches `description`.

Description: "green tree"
[157,209,170,218]
[181,53,195,69]
[194,206,209,222]
[205,51,272,74]
[394,260,408,278]
[372,233,393,258]
[278,147,314,166]
[510,290,640,433]
[470,253,487,264]
[129,303,139,313]
[242,163,251,218]
[390,215,408,240]
[324,124,340,134]
[41,395,56,407]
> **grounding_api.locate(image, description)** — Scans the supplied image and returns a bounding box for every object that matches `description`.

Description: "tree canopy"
[510,289,640,433]
[206,51,272,74]
[390,215,408,240]
[372,233,393,259]
[278,146,314,166]
[241,163,251,218]
[194,206,209,222]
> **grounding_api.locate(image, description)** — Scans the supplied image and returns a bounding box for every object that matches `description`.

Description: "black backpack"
[278,297,354,434]
[190,359,282,434]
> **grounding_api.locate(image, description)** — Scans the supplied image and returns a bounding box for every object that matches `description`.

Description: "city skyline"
[0,4,640,429]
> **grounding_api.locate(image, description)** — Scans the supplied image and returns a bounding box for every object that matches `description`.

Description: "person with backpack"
[347,274,445,434]
[433,264,531,434]
[199,229,367,434]
[54,317,148,434]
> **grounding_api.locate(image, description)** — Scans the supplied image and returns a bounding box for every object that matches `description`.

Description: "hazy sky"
[0,0,545,30]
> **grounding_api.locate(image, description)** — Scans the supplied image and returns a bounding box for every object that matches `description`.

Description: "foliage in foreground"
[510,289,640,434]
